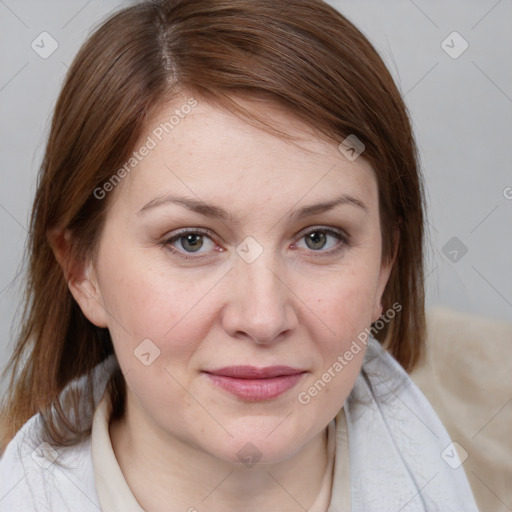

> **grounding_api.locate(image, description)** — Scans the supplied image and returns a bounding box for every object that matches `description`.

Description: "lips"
[204,366,306,401]
[207,365,303,379]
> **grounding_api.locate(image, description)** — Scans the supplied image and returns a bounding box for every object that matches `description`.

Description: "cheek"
[98,255,215,428]
[295,275,373,415]
[303,267,379,351]
[95,244,220,370]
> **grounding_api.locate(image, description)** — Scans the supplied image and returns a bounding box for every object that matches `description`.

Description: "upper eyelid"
[165,227,216,242]
[166,225,346,241]
[295,225,346,238]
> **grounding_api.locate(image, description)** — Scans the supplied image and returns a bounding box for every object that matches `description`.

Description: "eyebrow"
[137,192,368,221]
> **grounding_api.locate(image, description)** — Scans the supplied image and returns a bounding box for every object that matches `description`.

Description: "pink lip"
[204,366,306,401]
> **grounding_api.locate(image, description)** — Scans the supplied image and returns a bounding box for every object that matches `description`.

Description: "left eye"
[294,229,345,252]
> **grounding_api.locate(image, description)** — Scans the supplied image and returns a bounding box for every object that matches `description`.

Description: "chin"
[200,418,311,467]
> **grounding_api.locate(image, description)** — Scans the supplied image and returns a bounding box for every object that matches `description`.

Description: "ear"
[371,225,400,323]
[47,227,109,328]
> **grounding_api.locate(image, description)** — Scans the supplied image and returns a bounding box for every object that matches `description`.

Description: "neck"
[110,398,331,512]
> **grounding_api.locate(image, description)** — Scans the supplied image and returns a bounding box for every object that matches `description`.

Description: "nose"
[220,254,298,345]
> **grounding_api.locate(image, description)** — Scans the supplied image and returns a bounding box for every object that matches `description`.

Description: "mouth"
[203,366,306,401]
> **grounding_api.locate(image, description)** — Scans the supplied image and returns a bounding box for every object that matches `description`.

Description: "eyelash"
[162,226,350,261]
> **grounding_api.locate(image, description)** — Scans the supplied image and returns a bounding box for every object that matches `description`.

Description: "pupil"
[306,231,326,250]
[183,234,203,252]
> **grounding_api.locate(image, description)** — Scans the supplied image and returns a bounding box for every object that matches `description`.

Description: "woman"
[0,0,479,510]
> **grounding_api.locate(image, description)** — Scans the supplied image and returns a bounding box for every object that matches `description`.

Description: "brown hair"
[0,0,426,450]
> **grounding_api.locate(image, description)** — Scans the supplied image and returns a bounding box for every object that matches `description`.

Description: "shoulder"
[344,336,480,512]
[0,415,100,511]
[0,355,117,511]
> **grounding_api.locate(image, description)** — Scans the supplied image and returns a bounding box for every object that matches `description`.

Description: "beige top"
[91,392,350,511]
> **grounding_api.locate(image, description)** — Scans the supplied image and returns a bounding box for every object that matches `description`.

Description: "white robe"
[0,336,479,511]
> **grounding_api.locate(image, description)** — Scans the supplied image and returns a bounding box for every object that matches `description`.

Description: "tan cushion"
[410,306,512,512]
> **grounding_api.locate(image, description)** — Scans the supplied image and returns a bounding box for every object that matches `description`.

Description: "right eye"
[163,229,221,259]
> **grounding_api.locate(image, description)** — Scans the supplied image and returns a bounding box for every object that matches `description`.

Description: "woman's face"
[79,96,394,464]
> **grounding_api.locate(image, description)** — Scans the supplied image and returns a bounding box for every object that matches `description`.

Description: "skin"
[63,96,396,512]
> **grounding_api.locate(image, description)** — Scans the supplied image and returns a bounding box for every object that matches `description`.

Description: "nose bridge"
[245,255,283,307]
[223,246,297,343]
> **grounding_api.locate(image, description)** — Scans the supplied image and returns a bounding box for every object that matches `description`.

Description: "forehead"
[112,97,378,216]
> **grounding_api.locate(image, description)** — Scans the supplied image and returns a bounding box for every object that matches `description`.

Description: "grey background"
[1,0,511,395]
